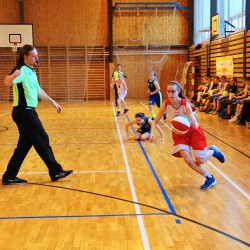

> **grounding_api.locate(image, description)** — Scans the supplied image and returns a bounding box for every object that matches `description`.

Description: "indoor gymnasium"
[0,0,250,249]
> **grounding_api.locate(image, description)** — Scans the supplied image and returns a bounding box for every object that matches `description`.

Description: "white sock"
[204,171,212,178]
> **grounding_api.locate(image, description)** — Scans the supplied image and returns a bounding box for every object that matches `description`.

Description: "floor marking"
[0,170,127,176]
[125,113,179,224]
[112,103,150,250]
[207,161,250,201]
[28,182,250,248]
[0,212,169,221]
[0,112,8,117]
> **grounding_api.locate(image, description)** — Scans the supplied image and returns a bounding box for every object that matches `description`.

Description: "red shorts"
[172,126,207,157]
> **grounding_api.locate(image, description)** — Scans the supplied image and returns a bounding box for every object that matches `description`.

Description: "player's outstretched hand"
[149,134,155,142]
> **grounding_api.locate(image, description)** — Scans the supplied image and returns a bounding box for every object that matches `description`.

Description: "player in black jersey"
[124,112,164,141]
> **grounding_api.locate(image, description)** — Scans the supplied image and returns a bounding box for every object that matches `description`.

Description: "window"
[193,0,211,44]
[218,0,246,36]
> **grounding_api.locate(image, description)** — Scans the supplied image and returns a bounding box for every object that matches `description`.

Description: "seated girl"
[124,112,164,141]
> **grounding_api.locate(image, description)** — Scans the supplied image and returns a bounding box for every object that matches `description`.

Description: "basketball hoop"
[10,42,18,52]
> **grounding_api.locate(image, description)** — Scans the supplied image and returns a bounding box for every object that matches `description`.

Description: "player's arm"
[150,81,161,95]
[123,72,128,78]
[123,81,128,92]
[124,120,136,140]
[208,82,214,91]
[155,124,164,141]
[236,85,246,96]
[185,102,198,128]
[4,70,21,86]
[38,88,62,113]
[237,85,248,99]
[148,119,164,141]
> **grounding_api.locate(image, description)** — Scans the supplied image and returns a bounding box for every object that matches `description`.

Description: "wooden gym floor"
[0,100,249,250]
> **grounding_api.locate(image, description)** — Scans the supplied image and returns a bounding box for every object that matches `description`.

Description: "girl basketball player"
[147,71,162,119]
[150,81,226,190]
[124,112,164,141]
[116,74,129,116]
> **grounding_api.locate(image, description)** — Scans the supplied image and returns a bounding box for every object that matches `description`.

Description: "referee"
[2,44,73,185]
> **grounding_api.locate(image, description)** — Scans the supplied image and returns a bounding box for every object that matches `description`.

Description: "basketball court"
[0,99,249,249]
[0,1,250,249]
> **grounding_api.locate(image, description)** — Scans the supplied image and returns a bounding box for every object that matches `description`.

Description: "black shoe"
[123,108,129,114]
[51,170,73,182]
[2,177,27,185]
[163,114,167,120]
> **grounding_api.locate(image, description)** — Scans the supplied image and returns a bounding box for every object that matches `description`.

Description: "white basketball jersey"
[117,80,127,95]
[165,99,187,120]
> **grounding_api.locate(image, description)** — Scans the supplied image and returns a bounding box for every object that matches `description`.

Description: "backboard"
[0,24,33,48]
[212,13,219,36]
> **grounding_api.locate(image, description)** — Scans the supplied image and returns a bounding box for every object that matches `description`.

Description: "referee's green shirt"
[12,65,40,108]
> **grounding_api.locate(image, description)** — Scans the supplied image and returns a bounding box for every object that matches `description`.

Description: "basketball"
[171,115,191,134]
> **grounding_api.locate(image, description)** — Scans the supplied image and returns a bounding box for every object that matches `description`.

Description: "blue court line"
[0,212,169,221]
[125,115,180,224]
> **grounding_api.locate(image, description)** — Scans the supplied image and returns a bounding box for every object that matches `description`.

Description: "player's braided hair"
[17,44,35,65]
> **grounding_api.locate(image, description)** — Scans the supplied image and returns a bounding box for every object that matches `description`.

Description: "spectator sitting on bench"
[222,77,247,119]
[229,77,250,123]
[209,75,229,115]
[200,76,220,112]
[194,76,211,107]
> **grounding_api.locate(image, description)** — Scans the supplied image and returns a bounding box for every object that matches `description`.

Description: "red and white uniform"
[165,99,207,158]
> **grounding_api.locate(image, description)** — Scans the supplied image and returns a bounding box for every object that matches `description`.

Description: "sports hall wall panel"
[0,0,19,23]
[189,30,249,89]
[112,0,188,7]
[113,53,188,99]
[111,0,189,99]
[246,31,250,77]
[23,0,109,46]
[112,0,189,46]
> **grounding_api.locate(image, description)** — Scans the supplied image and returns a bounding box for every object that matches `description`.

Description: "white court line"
[207,161,250,200]
[112,103,150,250]
[0,170,127,175]
[0,112,8,117]
[139,101,250,201]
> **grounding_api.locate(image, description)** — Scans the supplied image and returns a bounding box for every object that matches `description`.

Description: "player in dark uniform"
[124,112,164,141]
[147,71,162,119]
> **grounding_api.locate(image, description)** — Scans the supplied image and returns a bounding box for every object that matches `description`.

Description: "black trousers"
[114,84,118,105]
[3,107,63,180]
